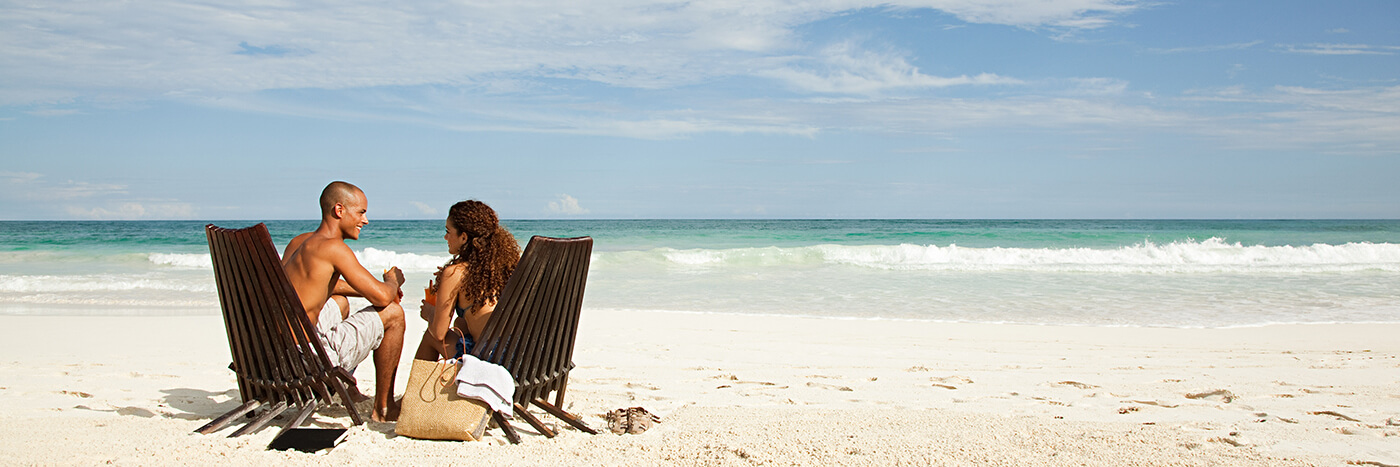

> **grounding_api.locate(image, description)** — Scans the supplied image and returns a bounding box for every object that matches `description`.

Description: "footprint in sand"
[805,382,853,392]
[716,380,783,390]
[929,375,973,390]
[1309,410,1360,422]
[59,390,94,398]
[1051,381,1098,390]
[1186,389,1237,403]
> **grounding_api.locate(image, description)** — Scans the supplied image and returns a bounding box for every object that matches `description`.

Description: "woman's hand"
[419,300,435,322]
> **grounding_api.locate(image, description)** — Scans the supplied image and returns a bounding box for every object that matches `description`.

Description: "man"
[282,181,406,422]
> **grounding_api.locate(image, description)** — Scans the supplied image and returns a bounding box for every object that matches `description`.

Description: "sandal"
[626,407,661,434]
[605,407,662,434]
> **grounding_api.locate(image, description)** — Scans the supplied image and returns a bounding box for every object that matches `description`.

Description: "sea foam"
[147,248,451,272]
[587,238,1400,274]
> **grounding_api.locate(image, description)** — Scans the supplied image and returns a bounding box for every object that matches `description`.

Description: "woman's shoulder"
[441,261,469,278]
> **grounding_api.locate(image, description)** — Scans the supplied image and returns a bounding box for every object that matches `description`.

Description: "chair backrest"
[205,223,340,407]
[470,236,593,404]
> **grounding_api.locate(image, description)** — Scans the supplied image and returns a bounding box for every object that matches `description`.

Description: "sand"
[0,310,1396,466]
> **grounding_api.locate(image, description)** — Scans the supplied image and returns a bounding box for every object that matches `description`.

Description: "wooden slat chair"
[470,236,599,443]
[196,223,365,437]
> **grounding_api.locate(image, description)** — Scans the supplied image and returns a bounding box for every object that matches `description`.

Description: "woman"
[416,200,520,360]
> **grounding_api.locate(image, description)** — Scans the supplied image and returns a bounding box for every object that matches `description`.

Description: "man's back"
[282,231,345,321]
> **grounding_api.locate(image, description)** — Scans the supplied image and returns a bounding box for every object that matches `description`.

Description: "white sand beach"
[1,310,1396,466]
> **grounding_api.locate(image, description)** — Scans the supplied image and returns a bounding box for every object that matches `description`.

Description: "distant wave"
[0,274,215,293]
[591,238,1400,273]
[142,239,1400,274]
[148,248,450,272]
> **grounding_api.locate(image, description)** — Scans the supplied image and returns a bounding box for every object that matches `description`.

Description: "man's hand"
[383,266,405,302]
[383,266,405,286]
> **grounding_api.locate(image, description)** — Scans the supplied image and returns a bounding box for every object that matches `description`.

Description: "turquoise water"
[2,219,1399,327]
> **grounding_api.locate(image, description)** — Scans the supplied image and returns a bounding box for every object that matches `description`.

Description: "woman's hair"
[447,200,520,310]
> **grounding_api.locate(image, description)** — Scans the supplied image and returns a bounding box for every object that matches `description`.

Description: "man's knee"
[378,302,405,330]
[332,295,350,319]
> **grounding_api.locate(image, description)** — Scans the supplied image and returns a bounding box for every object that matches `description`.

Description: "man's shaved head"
[319,181,363,215]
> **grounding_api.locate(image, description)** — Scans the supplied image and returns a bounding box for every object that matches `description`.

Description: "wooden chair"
[196,223,365,437]
[470,236,599,443]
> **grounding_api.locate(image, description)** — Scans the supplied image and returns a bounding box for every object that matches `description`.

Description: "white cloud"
[0,0,1141,106]
[1180,85,1400,155]
[410,201,439,216]
[761,41,1021,95]
[0,171,42,183]
[1148,41,1263,54]
[1281,43,1399,55]
[546,194,590,215]
[0,173,128,200]
[65,202,195,220]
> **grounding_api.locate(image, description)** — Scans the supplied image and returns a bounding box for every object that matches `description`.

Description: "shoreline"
[9,305,1400,331]
[1,311,1396,465]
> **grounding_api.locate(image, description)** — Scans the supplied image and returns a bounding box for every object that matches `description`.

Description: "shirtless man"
[281,181,406,422]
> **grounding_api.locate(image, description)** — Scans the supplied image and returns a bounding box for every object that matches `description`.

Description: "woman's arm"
[428,264,467,357]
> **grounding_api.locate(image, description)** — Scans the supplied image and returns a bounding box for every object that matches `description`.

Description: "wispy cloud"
[0,173,129,200]
[1148,41,1263,54]
[65,202,195,220]
[760,41,1021,95]
[410,201,439,216]
[1181,85,1400,155]
[0,0,1141,106]
[0,173,201,219]
[234,42,307,57]
[1281,43,1400,55]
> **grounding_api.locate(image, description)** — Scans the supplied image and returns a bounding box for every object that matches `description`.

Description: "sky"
[1,0,1398,220]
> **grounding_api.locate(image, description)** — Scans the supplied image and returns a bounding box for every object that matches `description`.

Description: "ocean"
[2,219,1398,328]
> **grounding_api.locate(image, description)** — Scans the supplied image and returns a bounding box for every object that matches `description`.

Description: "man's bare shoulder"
[297,232,353,260]
[282,232,316,259]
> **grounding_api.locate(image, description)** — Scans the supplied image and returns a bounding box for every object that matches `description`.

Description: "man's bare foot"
[346,384,371,403]
[371,399,401,422]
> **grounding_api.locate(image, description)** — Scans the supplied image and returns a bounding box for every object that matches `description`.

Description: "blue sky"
[1,0,1397,220]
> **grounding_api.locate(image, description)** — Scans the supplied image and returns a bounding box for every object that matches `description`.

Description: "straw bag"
[395,358,491,441]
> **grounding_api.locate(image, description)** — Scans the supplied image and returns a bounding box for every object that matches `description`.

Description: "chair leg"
[328,369,365,426]
[195,400,262,434]
[533,399,598,435]
[272,402,318,440]
[494,411,522,444]
[231,401,288,437]
[514,402,556,438]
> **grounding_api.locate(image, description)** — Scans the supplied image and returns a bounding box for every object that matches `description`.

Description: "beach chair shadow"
[470,236,599,443]
[196,223,365,437]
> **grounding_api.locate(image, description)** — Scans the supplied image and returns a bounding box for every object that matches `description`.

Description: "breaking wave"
[591,238,1400,273]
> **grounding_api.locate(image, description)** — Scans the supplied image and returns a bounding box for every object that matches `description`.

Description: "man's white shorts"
[315,299,385,373]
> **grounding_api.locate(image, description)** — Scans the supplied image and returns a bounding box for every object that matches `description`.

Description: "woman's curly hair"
[447,200,520,310]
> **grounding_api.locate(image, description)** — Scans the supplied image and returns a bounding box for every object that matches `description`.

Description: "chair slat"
[469,236,595,440]
[199,223,365,435]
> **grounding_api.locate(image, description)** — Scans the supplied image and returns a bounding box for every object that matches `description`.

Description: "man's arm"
[326,241,403,308]
[332,280,361,297]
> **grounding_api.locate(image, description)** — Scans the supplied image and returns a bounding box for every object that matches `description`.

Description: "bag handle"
[416,327,470,402]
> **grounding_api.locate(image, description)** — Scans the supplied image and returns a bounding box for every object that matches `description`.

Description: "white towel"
[454,354,516,415]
